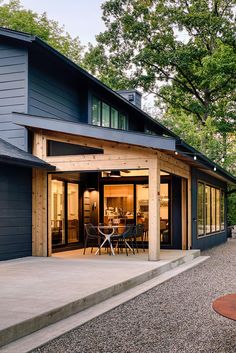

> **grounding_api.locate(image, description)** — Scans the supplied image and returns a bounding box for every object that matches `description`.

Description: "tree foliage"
[84,0,236,175]
[85,0,236,129]
[0,0,83,63]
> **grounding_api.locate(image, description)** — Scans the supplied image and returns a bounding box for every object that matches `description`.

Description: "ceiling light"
[110,170,121,178]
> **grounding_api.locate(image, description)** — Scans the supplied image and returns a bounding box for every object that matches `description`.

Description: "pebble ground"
[32,239,236,353]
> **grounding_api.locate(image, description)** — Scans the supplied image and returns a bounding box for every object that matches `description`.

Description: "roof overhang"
[12,113,176,152]
[0,137,55,170]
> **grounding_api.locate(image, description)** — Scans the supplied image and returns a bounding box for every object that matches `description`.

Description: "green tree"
[84,0,236,174]
[85,0,236,130]
[0,0,84,63]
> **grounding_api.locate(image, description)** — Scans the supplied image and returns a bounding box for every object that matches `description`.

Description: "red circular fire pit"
[212,294,236,321]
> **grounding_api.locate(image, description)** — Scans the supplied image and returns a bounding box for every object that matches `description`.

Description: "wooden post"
[148,158,161,261]
[32,131,48,257]
[181,178,187,250]
[32,168,48,256]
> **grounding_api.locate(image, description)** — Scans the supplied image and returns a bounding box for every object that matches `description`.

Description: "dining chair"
[134,223,145,253]
[143,218,149,240]
[83,223,101,255]
[119,224,136,256]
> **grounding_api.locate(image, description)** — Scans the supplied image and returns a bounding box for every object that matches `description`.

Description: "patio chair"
[143,219,148,240]
[83,223,102,255]
[118,224,136,256]
[134,223,145,253]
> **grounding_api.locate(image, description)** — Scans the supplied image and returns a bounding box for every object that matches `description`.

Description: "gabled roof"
[0,137,55,169]
[0,27,235,184]
[12,113,176,151]
[0,26,176,137]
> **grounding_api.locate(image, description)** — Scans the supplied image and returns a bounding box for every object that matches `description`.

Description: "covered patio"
[14,113,192,261]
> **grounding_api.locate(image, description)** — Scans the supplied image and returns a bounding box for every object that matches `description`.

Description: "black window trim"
[91,95,128,130]
[197,180,225,239]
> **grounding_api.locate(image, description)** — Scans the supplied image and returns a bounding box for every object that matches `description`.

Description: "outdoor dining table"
[94,225,132,256]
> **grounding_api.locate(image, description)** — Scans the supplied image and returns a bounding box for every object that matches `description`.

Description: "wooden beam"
[148,158,161,260]
[42,131,190,175]
[45,158,153,172]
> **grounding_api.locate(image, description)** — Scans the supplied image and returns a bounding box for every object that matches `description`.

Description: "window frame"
[91,95,128,130]
[197,180,225,238]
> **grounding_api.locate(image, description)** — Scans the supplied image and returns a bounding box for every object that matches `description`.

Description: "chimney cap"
[116,89,142,109]
[116,89,142,97]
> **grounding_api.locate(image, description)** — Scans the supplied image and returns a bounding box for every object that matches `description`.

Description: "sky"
[6,0,106,45]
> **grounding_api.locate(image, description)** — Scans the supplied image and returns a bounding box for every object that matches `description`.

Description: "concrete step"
[0,250,201,348]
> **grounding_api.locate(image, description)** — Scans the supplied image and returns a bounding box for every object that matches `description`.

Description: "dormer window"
[92,96,128,130]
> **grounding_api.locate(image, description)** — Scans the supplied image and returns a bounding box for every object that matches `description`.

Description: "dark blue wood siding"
[191,168,227,251]
[0,41,28,150]
[0,163,32,260]
[28,57,86,122]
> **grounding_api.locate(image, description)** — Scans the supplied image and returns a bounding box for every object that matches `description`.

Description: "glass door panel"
[136,184,149,234]
[136,183,171,245]
[51,180,65,246]
[104,185,134,226]
[160,183,170,245]
[67,183,79,243]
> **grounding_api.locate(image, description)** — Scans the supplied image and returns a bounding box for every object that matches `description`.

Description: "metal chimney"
[116,90,142,109]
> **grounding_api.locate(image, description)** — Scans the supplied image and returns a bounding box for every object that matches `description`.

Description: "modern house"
[0,27,235,261]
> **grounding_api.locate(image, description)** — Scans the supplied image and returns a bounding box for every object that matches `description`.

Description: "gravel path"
[33,239,236,353]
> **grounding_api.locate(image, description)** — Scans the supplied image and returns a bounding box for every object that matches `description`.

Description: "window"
[111,108,119,128]
[220,190,225,230]
[197,182,225,237]
[119,113,128,130]
[205,185,211,233]
[216,189,220,231]
[102,102,110,127]
[92,96,128,130]
[197,182,204,236]
[104,185,134,225]
[92,96,101,126]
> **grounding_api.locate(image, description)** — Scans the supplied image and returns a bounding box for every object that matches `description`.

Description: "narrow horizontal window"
[47,140,104,156]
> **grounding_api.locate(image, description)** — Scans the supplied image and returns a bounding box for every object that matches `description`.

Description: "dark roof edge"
[0,27,35,42]
[177,140,236,185]
[0,154,55,170]
[12,112,176,151]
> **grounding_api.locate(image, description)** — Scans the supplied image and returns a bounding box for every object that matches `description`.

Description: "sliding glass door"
[51,180,66,246]
[51,180,79,248]
[102,181,171,246]
[103,184,134,225]
[67,183,79,243]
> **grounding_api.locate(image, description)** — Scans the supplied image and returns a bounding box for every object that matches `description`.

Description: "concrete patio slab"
[0,249,200,347]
